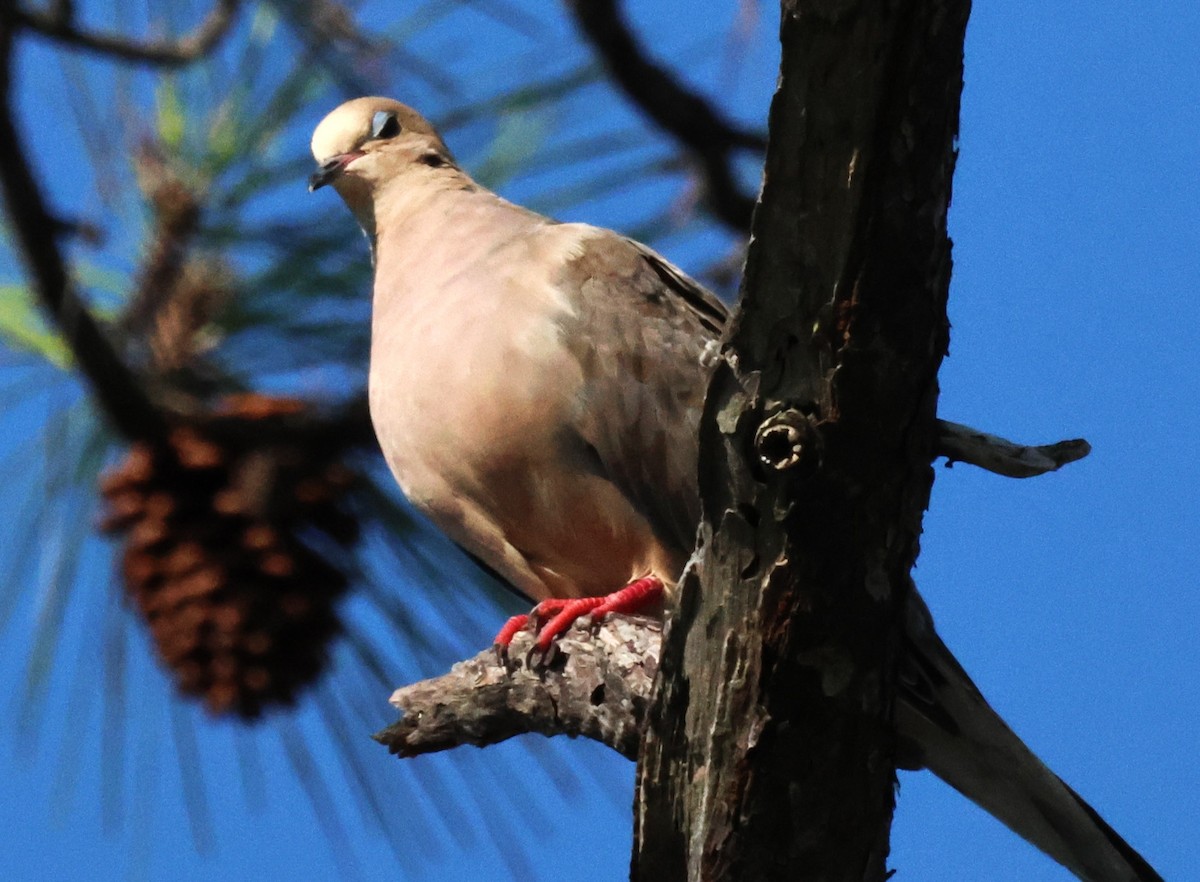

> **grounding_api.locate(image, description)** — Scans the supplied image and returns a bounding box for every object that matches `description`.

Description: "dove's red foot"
[492,576,664,652]
[494,614,531,648]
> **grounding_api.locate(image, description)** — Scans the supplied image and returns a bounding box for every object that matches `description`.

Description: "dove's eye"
[371,111,401,140]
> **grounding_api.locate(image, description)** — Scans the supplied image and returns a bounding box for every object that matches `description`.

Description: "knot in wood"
[754,409,818,472]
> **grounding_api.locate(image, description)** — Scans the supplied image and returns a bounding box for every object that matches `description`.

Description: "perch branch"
[375,616,660,760]
[935,419,1091,478]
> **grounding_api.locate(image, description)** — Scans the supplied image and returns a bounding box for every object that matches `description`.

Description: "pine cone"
[99,393,361,718]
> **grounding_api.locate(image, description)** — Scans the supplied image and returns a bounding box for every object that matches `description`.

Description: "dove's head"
[309,98,455,229]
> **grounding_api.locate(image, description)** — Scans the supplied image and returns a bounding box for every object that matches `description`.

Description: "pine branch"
[564,0,763,232]
[14,0,239,67]
[0,12,169,444]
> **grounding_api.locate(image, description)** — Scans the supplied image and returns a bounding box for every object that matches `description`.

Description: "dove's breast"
[367,205,681,600]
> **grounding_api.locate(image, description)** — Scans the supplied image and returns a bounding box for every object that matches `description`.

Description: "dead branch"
[376,616,660,761]
[936,420,1091,478]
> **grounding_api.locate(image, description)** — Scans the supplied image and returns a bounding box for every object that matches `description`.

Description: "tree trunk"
[633,0,970,879]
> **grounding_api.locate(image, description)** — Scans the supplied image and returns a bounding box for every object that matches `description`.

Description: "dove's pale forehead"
[310,96,435,160]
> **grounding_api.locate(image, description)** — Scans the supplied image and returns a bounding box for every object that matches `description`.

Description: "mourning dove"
[310,97,1161,882]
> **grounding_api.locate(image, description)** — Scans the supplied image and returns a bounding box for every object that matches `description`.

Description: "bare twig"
[936,420,1091,478]
[563,0,763,232]
[376,616,660,760]
[0,14,168,444]
[14,0,239,67]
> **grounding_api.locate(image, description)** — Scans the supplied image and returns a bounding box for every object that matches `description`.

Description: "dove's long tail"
[897,592,1162,882]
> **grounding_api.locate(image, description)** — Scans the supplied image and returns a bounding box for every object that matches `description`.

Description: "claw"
[524,638,562,669]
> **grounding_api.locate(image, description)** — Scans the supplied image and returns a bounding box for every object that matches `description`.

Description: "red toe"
[591,576,663,617]
[530,598,572,620]
[533,576,664,651]
[534,597,606,651]
[493,613,530,647]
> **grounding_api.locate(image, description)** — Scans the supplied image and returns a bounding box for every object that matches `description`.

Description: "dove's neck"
[370,170,548,304]
[376,167,534,230]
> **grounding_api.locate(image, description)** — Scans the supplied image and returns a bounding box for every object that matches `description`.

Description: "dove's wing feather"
[556,230,725,565]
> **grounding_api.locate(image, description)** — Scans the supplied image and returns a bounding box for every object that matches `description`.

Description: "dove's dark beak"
[308,152,362,192]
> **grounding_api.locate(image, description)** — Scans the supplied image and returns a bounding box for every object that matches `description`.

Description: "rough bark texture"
[376,616,660,760]
[633,1,969,880]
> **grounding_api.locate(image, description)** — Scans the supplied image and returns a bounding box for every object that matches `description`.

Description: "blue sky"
[0,1,1197,880]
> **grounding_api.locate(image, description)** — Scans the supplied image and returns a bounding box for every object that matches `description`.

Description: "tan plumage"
[310,97,716,603]
[311,97,1161,882]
